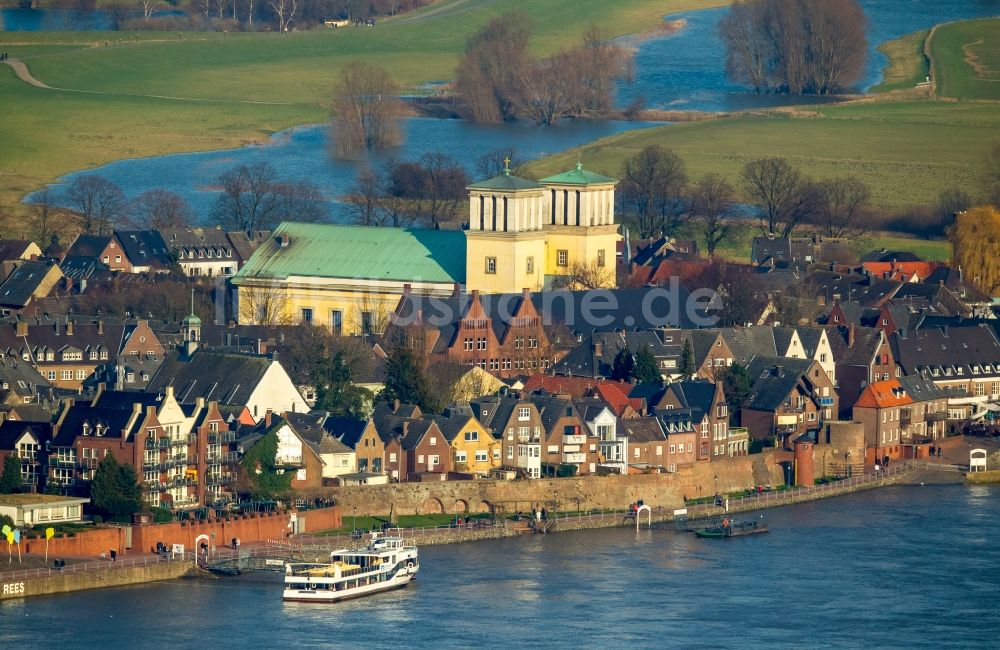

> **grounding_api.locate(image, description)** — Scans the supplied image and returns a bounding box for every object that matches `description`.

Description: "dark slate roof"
[805,271,872,304]
[430,413,474,444]
[322,416,370,449]
[857,280,902,308]
[665,380,717,421]
[91,388,160,411]
[656,409,697,435]
[896,375,948,402]
[0,358,50,396]
[159,227,233,257]
[65,235,111,260]
[469,396,518,436]
[889,325,1000,379]
[0,240,37,262]
[745,356,814,411]
[751,237,791,265]
[709,327,777,366]
[685,330,720,368]
[53,404,136,446]
[530,394,574,435]
[400,418,436,451]
[532,288,708,332]
[620,416,665,443]
[115,231,172,269]
[793,327,824,357]
[285,412,352,455]
[923,267,993,304]
[860,250,922,263]
[7,403,56,423]
[146,350,272,406]
[552,330,681,379]
[0,260,57,308]
[225,231,270,264]
[0,420,51,450]
[773,328,795,356]
[826,326,883,367]
[59,255,110,280]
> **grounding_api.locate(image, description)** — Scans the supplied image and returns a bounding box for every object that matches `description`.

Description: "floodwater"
[1,484,998,648]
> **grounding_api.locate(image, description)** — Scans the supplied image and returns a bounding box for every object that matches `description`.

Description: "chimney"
[453,283,461,298]
[265,409,273,428]
[97,320,103,335]
[55,319,61,336]
[848,323,856,347]
[392,398,401,412]
[593,342,603,357]
[15,320,27,337]
[522,287,530,301]
[277,233,290,248]
[66,319,74,336]
[403,283,411,296]
[165,386,174,400]
[773,365,783,377]
[402,421,409,436]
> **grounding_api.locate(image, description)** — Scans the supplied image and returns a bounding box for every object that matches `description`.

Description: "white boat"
[282,531,419,603]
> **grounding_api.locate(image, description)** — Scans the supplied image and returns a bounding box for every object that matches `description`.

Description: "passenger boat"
[694,517,769,538]
[283,531,419,602]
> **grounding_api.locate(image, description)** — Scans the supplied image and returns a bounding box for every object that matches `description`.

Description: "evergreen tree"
[91,455,142,519]
[313,350,373,419]
[611,348,635,382]
[379,346,442,413]
[680,339,696,379]
[720,364,752,425]
[634,348,661,383]
[0,455,22,494]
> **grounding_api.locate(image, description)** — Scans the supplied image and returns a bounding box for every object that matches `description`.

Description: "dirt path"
[2,57,297,105]
[393,0,502,25]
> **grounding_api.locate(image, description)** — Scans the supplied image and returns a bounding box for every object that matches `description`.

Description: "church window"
[597,250,606,267]
[526,257,534,274]
[486,257,497,274]
[557,250,568,267]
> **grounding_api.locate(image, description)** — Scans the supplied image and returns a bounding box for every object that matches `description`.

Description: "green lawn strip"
[315,513,491,534]
[0,63,325,210]
[524,101,1000,210]
[870,29,930,93]
[932,17,1000,100]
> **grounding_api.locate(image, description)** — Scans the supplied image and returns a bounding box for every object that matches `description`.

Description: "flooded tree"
[330,61,403,160]
[719,0,867,95]
[454,11,532,124]
[813,176,871,238]
[210,162,279,232]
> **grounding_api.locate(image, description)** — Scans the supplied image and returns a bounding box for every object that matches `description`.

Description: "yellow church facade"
[232,164,620,335]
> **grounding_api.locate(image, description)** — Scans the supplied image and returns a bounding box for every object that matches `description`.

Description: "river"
[2,484,998,648]
[17,0,1000,217]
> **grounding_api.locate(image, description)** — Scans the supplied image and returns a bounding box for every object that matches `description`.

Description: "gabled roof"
[826,325,883,367]
[709,327,777,365]
[860,249,922,263]
[323,416,371,449]
[889,325,1000,378]
[854,378,912,409]
[0,240,38,262]
[233,222,466,285]
[0,420,51,450]
[621,416,665,443]
[53,404,137,446]
[285,412,353,455]
[115,231,172,269]
[146,349,273,407]
[0,260,59,308]
[539,163,616,186]
[666,380,718,421]
[744,356,815,411]
[529,394,576,434]
[65,235,111,259]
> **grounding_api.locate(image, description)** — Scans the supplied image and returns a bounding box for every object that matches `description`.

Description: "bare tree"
[64,174,127,235]
[454,11,532,123]
[814,176,871,237]
[268,0,296,31]
[351,293,392,335]
[417,152,469,228]
[238,283,292,325]
[475,147,518,179]
[272,179,328,223]
[209,162,279,232]
[690,174,735,257]
[130,189,194,229]
[26,189,63,247]
[617,144,688,239]
[330,61,402,160]
[141,0,160,22]
[556,260,616,290]
[345,167,383,226]
[740,157,819,236]
[719,0,867,95]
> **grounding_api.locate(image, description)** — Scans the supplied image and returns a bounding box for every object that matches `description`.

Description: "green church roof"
[232,222,467,285]
[540,162,616,186]
[467,174,545,192]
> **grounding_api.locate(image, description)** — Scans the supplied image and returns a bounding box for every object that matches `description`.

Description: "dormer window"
[100,350,108,360]
[95,424,105,437]
[46,351,54,361]
[89,350,98,361]
[82,423,90,436]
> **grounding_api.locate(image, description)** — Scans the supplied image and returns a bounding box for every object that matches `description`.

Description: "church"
[231,163,620,336]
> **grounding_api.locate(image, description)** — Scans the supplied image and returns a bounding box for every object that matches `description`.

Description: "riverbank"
[0,554,192,601]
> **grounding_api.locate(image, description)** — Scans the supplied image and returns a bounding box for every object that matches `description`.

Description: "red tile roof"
[853,378,913,409]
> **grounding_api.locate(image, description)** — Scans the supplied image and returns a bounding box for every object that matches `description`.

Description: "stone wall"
[0,558,190,601]
[330,453,786,517]
[22,527,127,558]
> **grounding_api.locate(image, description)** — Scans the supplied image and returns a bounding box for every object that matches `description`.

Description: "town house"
[432,409,499,478]
[531,394,599,476]
[852,376,949,462]
[472,396,543,479]
[656,380,729,461]
[741,356,839,447]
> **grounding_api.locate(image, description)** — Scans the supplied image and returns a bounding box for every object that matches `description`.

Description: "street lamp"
[353,506,357,533]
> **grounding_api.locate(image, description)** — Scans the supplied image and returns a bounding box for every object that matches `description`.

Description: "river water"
[2,484,998,648]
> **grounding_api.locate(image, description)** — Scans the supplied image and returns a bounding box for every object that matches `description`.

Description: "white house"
[0,494,89,527]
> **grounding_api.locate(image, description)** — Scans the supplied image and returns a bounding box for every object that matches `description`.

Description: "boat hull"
[283,570,417,603]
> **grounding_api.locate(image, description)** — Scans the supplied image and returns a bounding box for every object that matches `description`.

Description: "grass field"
[0,0,726,213]
[932,17,1000,100]
[869,29,930,93]
[524,101,1000,210]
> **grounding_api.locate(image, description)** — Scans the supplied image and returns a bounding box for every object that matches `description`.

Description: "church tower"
[464,160,548,294]
[538,162,619,287]
[181,289,201,358]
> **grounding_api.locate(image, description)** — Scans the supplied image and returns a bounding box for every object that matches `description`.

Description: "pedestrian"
[541,508,547,521]
[232,537,237,549]
[110,548,117,562]
[235,537,240,550]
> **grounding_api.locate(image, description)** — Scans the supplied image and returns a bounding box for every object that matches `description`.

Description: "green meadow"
[0,0,726,211]
[932,17,1000,100]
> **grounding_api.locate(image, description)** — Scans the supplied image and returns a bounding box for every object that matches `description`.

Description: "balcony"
[562,434,586,445]
[206,451,239,464]
[925,411,949,422]
[50,456,77,467]
[167,476,197,488]
[275,455,303,467]
[209,431,236,444]
[562,452,586,464]
[205,473,235,486]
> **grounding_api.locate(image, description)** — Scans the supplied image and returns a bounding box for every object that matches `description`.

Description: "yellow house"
[231,163,619,334]
[434,412,500,477]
